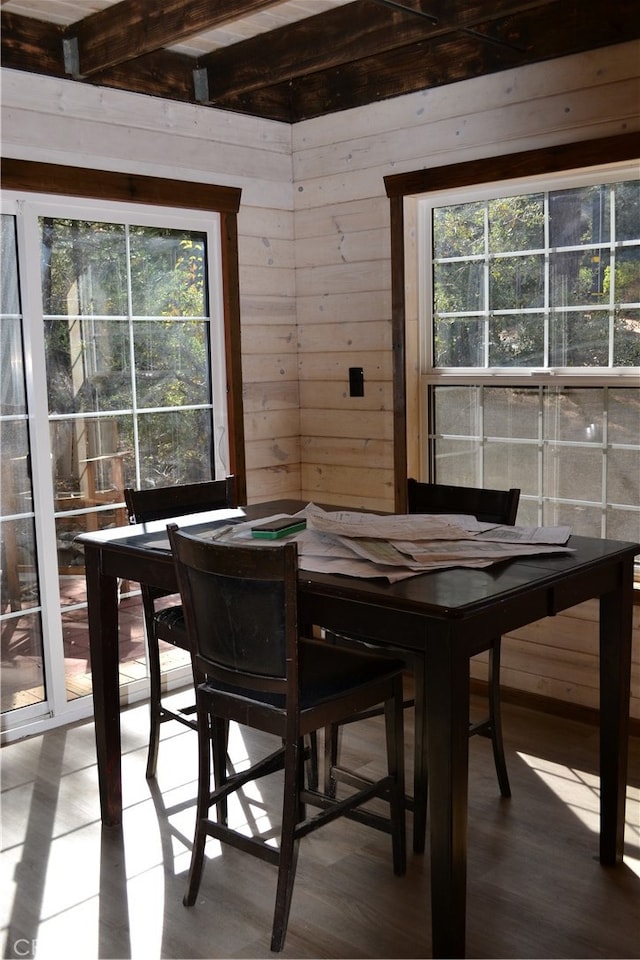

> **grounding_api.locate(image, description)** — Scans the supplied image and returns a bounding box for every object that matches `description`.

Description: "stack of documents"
[222,503,574,582]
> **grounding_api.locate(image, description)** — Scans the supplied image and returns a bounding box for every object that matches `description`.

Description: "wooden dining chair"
[326,479,520,853]
[169,527,406,952]
[123,476,236,778]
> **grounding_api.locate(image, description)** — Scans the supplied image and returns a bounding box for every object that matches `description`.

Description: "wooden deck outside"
[1,577,189,713]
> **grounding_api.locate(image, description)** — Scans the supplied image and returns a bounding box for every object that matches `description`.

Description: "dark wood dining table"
[78,498,638,958]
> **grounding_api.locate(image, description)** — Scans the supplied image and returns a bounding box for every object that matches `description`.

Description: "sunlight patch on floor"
[624,854,640,879]
[191,724,277,862]
[517,751,640,871]
[516,751,601,831]
[26,891,101,960]
[126,864,166,958]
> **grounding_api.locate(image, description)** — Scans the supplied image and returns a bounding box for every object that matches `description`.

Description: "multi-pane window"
[420,168,640,540]
[43,219,218,516]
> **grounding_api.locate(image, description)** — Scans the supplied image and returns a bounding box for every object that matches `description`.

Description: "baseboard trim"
[470,679,640,738]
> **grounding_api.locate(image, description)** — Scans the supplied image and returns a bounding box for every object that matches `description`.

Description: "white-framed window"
[418,162,640,538]
[1,191,228,737]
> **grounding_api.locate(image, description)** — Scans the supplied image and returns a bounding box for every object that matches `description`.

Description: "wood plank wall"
[1,40,638,722]
[290,40,640,718]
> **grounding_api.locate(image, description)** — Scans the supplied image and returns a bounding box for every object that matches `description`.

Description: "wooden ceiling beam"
[64,0,284,78]
[216,0,638,122]
[1,11,65,77]
[91,49,200,105]
[199,0,551,101]
[91,47,294,122]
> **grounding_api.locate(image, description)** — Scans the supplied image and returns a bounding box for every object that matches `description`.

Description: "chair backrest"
[168,526,299,698]
[407,478,520,526]
[124,476,236,524]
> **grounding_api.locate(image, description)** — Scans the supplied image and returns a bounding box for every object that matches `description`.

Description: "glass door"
[1,195,228,739]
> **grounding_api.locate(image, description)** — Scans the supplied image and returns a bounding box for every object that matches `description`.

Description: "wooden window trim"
[383,132,640,514]
[1,158,246,503]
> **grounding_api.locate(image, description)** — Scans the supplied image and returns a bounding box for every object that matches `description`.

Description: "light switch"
[349,367,364,397]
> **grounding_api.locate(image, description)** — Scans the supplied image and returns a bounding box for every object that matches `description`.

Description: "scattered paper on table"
[186,502,574,582]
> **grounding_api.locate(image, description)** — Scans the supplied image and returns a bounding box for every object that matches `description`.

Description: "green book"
[251,518,307,540]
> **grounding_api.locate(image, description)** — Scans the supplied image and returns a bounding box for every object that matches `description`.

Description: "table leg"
[425,637,470,958]
[412,657,428,854]
[599,558,633,865]
[85,543,122,826]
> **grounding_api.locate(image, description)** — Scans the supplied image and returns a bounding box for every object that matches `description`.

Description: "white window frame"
[418,160,639,385]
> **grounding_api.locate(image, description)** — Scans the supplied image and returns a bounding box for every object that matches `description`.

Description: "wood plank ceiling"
[1,0,638,123]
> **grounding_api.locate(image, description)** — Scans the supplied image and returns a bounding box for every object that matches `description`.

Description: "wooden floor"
[1,690,639,959]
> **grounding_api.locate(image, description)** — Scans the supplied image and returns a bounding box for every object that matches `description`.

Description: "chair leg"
[183,699,212,907]
[306,731,319,790]
[323,723,340,798]
[385,675,407,876]
[296,736,307,822]
[412,660,428,854]
[144,616,163,780]
[488,637,511,798]
[271,738,302,952]
[212,716,229,824]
